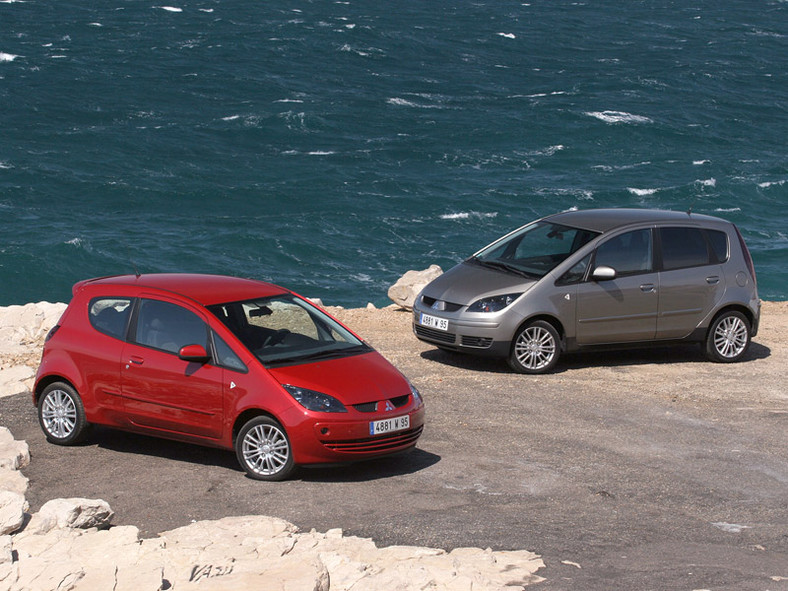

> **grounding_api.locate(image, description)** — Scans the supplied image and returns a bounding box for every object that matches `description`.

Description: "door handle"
[640,284,656,293]
[706,276,720,285]
[128,357,144,366]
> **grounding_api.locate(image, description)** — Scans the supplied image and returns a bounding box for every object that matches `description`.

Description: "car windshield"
[207,295,369,367]
[470,221,599,278]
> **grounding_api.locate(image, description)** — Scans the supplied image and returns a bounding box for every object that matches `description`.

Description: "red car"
[33,274,425,480]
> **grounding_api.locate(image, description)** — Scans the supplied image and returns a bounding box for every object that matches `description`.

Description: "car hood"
[266,351,410,405]
[421,261,537,305]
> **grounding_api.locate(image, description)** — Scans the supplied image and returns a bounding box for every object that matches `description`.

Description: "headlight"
[467,293,522,313]
[408,381,423,406]
[283,385,348,413]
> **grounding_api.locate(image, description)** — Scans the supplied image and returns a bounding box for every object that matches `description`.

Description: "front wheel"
[705,311,751,363]
[38,382,89,445]
[235,416,295,481]
[508,320,561,374]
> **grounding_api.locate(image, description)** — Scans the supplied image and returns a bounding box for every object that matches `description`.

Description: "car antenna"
[125,244,141,278]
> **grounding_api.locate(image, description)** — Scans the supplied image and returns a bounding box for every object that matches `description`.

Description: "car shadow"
[297,448,441,483]
[90,426,440,482]
[420,340,771,374]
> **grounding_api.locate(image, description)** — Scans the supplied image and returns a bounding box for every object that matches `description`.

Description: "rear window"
[659,227,711,270]
[89,298,133,340]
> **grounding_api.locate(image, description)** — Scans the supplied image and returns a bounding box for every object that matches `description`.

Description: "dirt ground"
[1,301,786,590]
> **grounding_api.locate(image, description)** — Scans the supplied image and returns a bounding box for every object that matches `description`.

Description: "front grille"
[414,324,456,344]
[352,394,411,413]
[322,426,423,454]
[461,335,493,349]
[420,296,463,312]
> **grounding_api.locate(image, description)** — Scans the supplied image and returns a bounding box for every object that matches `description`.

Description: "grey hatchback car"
[413,208,760,374]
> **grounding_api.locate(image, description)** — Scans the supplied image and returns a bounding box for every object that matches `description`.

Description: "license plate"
[420,313,448,331]
[370,414,410,436]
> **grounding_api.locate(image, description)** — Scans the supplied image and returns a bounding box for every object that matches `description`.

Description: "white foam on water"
[440,211,498,220]
[627,187,659,196]
[160,6,182,12]
[497,32,516,39]
[585,110,653,124]
[0,52,19,62]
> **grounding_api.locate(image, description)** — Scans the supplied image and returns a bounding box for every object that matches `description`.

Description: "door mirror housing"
[178,344,210,363]
[592,266,617,281]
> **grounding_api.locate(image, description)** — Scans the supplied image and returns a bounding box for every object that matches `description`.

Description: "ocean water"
[1,0,786,307]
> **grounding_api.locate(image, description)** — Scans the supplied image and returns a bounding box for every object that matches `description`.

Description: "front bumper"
[285,403,426,465]
[412,310,511,358]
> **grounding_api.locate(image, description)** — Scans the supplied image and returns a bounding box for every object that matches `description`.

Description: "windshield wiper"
[473,258,539,279]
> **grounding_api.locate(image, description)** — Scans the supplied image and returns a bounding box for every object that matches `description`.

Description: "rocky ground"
[1,298,786,590]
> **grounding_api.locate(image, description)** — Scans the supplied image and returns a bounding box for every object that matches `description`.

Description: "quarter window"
[89,298,133,340]
[659,227,711,270]
[706,229,729,263]
[133,299,208,354]
[594,229,653,276]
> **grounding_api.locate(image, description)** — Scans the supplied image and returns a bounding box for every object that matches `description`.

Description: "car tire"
[508,320,561,374]
[705,310,751,363]
[38,382,89,445]
[235,416,295,481]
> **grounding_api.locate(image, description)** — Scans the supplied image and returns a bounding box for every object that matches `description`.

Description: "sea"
[2,0,786,308]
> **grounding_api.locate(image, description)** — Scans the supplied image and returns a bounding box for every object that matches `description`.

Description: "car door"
[656,226,725,339]
[120,297,225,440]
[575,228,659,345]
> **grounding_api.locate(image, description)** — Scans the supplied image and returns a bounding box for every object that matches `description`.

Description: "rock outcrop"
[388,265,443,310]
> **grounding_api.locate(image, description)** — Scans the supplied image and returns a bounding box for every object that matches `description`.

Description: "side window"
[706,229,729,263]
[212,331,247,372]
[660,227,711,270]
[594,229,653,276]
[556,254,591,286]
[134,299,208,354]
[89,298,133,340]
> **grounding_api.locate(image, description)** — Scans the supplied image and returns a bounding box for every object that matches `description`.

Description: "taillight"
[734,226,757,289]
[45,325,61,342]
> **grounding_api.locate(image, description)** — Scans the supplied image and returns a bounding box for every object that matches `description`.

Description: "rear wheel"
[235,416,295,481]
[38,382,88,445]
[508,320,561,374]
[705,311,751,363]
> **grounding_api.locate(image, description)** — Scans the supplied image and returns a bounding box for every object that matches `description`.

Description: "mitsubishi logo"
[431,300,446,311]
[383,400,395,412]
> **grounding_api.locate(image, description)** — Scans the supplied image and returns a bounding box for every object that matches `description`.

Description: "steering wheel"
[263,329,290,347]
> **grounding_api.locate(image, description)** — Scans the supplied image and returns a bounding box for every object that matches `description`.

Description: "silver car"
[413,208,760,374]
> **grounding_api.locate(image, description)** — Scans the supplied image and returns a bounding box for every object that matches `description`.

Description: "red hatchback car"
[34,274,425,480]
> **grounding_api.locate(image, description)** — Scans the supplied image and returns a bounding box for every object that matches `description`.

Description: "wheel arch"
[512,314,567,352]
[231,408,281,445]
[34,375,78,406]
[706,304,755,336]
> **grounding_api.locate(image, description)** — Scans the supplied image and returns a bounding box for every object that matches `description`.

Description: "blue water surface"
[1,0,786,306]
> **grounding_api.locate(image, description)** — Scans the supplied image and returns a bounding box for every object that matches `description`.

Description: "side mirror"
[179,344,210,363]
[592,266,617,281]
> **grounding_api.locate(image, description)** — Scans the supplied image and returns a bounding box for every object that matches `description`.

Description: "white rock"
[34,498,114,532]
[388,265,443,310]
[0,491,27,536]
[0,429,30,471]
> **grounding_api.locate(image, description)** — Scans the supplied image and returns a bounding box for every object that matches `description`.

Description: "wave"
[440,212,498,221]
[387,97,445,109]
[627,188,659,196]
[0,52,19,62]
[497,33,516,39]
[161,6,183,13]
[758,180,786,188]
[696,178,716,188]
[693,160,710,165]
[585,111,653,124]
[714,207,741,213]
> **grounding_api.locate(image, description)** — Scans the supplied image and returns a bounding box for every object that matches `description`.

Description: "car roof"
[75,273,290,306]
[544,208,726,233]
